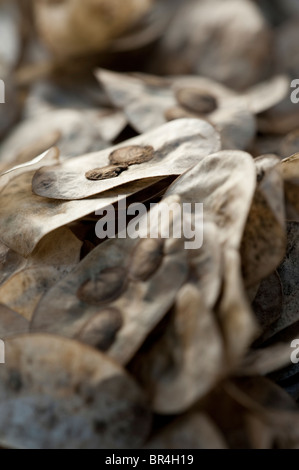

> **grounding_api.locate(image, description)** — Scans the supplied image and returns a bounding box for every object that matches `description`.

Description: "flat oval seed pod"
[32,119,221,201]
[0,335,151,449]
[109,146,154,166]
[0,170,162,257]
[77,267,127,306]
[241,160,286,288]
[131,284,224,414]
[166,150,256,250]
[31,218,188,365]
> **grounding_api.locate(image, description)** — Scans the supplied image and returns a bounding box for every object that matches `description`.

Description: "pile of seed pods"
[0,0,299,449]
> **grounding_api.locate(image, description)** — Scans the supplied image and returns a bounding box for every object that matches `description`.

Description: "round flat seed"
[77,267,127,305]
[129,238,164,282]
[109,145,154,166]
[175,87,218,115]
[85,164,128,181]
[77,307,123,351]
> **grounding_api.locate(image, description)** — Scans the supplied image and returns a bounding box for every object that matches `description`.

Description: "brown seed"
[164,106,197,122]
[77,267,127,305]
[129,238,164,282]
[85,164,128,181]
[77,308,123,351]
[175,87,218,115]
[109,145,154,166]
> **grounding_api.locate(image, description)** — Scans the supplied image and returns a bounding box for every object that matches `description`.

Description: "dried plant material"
[166,150,256,250]
[85,164,128,181]
[175,87,218,115]
[109,145,154,166]
[257,96,299,136]
[251,272,282,331]
[33,0,153,58]
[76,307,123,351]
[275,19,299,78]
[241,75,289,115]
[0,228,82,321]
[239,343,292,377]
[145,413,227,450]
[0,335,151,449]
[261,222,299,341]
[77,267,127,306]
[97,69,257,150]
[0,304,29,339]
[149,0,271,90]
[0,242,26,287]
[281,129,299,159]
[131,283,224,414]
[217,249,259,365]
[0,148,59,192]
[0,109,125,167]
[31,200,189,365]
[226,377,299,448]
[241,158,286,288]
[32,119,221,201]
[0,170,162,256]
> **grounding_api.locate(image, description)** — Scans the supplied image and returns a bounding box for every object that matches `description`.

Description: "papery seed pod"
[33,0,153,58]
[149,0,272,90]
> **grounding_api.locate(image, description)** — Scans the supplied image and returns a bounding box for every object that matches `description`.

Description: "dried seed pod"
[0,335,151,449]
[216,249,259,365]
[131,283,224,414]
[129,238,164,282]
[0,304,29,339]
[32,119,220,201]
[241,156,286,288]
[76,307,123,351]
[251,272,282,331]
[33,0,153,58]
[239,343,292,377]
[97,70,257,150]
[0,228,82,321]
[109,146,154,166]
[145,413,228,450]
[149,0,271,90]
[166,150,256,250]
[261,222,299,341]
[281,129,299,159]
[31,200,189,365]
[0,169,161,257]
[0,109,122,166]
[85,164,128,181]
[77,267,127,306]
[175,87,218,115]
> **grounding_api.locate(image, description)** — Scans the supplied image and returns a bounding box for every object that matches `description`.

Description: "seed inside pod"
[85,164,128,181]
[77,267,127,305]
[129,238,164,282]
[109,145,154,166]
[175,87,218,115]
[77,307,123,351]
[164,106,197,122]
